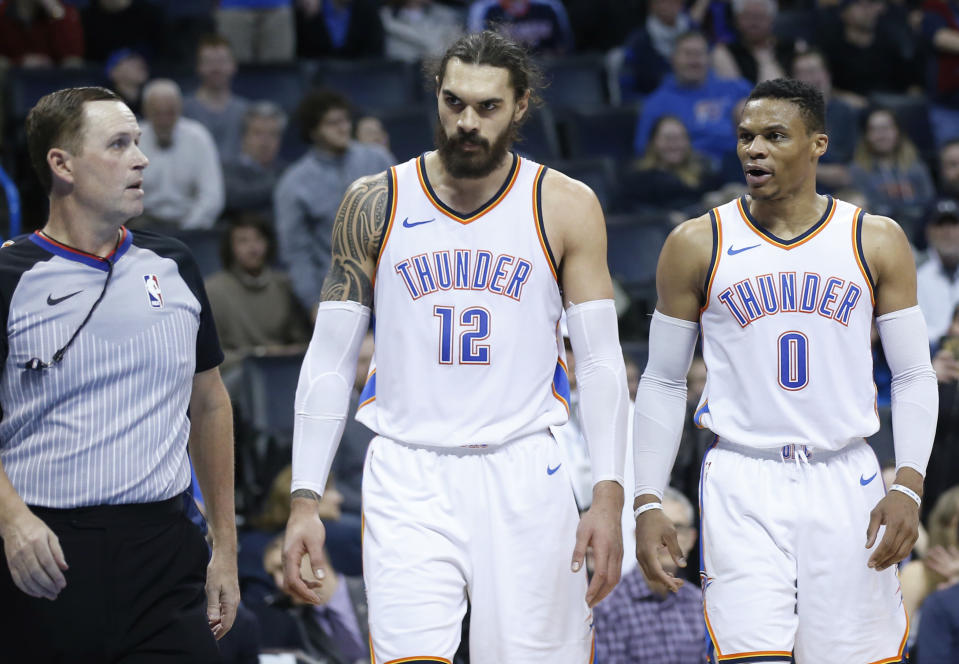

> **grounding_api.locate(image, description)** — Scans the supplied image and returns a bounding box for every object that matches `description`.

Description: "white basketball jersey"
[695,196,879,450]
[356,153,569,447]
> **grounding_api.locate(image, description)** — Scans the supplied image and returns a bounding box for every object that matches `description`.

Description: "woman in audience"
[900,486,959,644]
[622,114,723,224]
[850,107,935,237]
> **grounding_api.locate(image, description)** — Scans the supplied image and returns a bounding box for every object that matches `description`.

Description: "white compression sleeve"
[876,305,938,477]
[566,299,630,488]
[290,300,371,496]
[632,310,700,501]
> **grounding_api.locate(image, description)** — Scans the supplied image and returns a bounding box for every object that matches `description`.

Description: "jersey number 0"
[778,331,809,390]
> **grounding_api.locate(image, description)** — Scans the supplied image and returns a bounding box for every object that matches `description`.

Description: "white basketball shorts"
[362,431,595,664]
[700,439,908,664]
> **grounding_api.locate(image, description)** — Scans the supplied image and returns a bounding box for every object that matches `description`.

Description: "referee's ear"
[47,147,75,189]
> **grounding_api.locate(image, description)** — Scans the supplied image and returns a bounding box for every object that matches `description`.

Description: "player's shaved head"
[747,78,825,135]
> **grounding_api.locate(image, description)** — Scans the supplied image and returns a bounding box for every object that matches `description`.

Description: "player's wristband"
[634,502,664,520]
[889,484,922,509]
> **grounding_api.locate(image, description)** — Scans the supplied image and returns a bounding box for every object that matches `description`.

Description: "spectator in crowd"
[380,0,464,63]
[922,0,959,145]
[205,214,311,378]
[917,579,959,661]
[296,0,384,59]
[274,89,393,312]
[80,0,162,63]
[139,79,225,230]
[105,48,149,117]
[925,305,959,523]
[940,139,959,198]
[849,107,936,236]
[622,114,723,224]
[635,31,752,163]
[184,35,251,163]
[467,0,574,55]
[790,49,858,191]
[900,487,959,641]
[223,101,289,217]
[354,114,390,152]
[0,0,84,67]
[619,0,696,100]
[819,0,919,108]
[593,486,705,664]
[712,0,788,84]
[215,0,300,63]
[257,534,370,663]
[918,199,959,344]
[155,0,216,65]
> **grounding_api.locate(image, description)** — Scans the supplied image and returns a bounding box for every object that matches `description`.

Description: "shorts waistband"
[716,439,860,463]
[379,430,553,456]
[29,492,190,525]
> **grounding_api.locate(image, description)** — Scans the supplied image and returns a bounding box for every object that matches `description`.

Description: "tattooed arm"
[282,172,388,604]
[319,171,390,306]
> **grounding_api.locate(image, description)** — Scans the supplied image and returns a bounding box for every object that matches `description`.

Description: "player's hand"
[866,491,920,572]
[205,546,239,640]
[635,501,686,595]
[283,494,327,604]
[0,509,68,600]
[572,480,623,607]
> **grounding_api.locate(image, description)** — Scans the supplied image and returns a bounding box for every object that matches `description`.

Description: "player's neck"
[747,191,830,240]
[424,150,515,215]
[44,201,124,258]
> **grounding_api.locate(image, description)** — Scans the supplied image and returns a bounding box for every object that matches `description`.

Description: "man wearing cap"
[918,197,959,343]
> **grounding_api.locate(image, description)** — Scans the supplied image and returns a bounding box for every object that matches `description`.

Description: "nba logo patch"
[143,274,164,308]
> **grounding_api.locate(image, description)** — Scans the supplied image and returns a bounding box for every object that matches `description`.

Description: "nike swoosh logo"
[727,244,761,255]
[860,472,877,486]
[402,217,435,228]
[547,463,562,475]
[47,290,82,305]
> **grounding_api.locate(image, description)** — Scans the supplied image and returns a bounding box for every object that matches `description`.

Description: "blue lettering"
[799,273,820,313]
[434,251,452,290]
[505,259,532,300]
[718,288,749,326]
[413,254,437,295]
[735,280,763,321]
[454,250,470,289]
[833,284,862,326]
[780,272,797,312]
[472,251,493,290]
[395,260,420,298]
[817,277,844,318]
[489,255,514,294]
[757,274,778,315]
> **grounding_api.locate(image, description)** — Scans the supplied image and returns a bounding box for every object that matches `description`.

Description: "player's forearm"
[189,384,237,551]
[291,301,370,495]
[0,460,32,540]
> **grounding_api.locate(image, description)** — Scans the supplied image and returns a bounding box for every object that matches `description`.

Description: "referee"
[0,87,239,661]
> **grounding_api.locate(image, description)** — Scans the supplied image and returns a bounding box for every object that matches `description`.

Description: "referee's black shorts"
[0,493,222,663]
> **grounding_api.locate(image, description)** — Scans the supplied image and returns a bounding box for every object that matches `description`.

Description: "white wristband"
[889,484,922,509]
[634,502,664,520]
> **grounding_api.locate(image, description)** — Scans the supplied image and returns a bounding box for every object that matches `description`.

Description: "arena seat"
[312,59,418,113]
[563,104,640,161]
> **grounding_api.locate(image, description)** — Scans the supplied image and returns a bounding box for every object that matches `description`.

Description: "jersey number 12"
[434,305,491,365]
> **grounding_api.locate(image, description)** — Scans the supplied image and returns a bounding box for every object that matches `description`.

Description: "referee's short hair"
[26,86,122,194]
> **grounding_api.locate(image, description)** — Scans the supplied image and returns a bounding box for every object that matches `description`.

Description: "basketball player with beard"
[282,30,630,664]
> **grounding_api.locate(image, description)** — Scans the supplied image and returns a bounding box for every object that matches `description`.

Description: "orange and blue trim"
[532,164,560,282]
[701,208,722,313]
[852,207,876,307]
[865,607,909,664]
[30,226,131,271]
[373,167,399,280]
[737,195,835,250]
[359,369,376,408]
[552,357,571,414]
[416,152,520,224]
[694,400,710,429]
[381,657,452,664]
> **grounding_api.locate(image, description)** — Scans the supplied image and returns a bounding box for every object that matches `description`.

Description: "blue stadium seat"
[605,218,668,294]
[515,107,562,162]
[563,105,639,161]
[540,55,609,112]
[232,63,308,114]
[7,66,105,120]
[548,157,620,214]
[165,228,222,277]
[312,59,418,113]
[377,106,434,163]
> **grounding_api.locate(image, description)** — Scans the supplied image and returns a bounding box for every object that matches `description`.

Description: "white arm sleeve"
[876,305,938,477]
[290,300,371,496]
[566,299,630,489]
[632,310,700,501]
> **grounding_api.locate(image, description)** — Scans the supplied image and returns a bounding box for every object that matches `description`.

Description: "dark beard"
[435,119,516,179]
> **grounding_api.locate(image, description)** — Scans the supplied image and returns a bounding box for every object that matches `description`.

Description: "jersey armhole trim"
[853,208,876,307]
[701,207,722,313]
[372,167,398,282]
[533,165,560,283]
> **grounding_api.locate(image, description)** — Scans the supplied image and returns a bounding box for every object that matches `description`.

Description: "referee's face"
[72,100,149,224]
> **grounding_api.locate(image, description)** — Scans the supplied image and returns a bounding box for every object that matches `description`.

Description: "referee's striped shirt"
[0,228,223,508]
